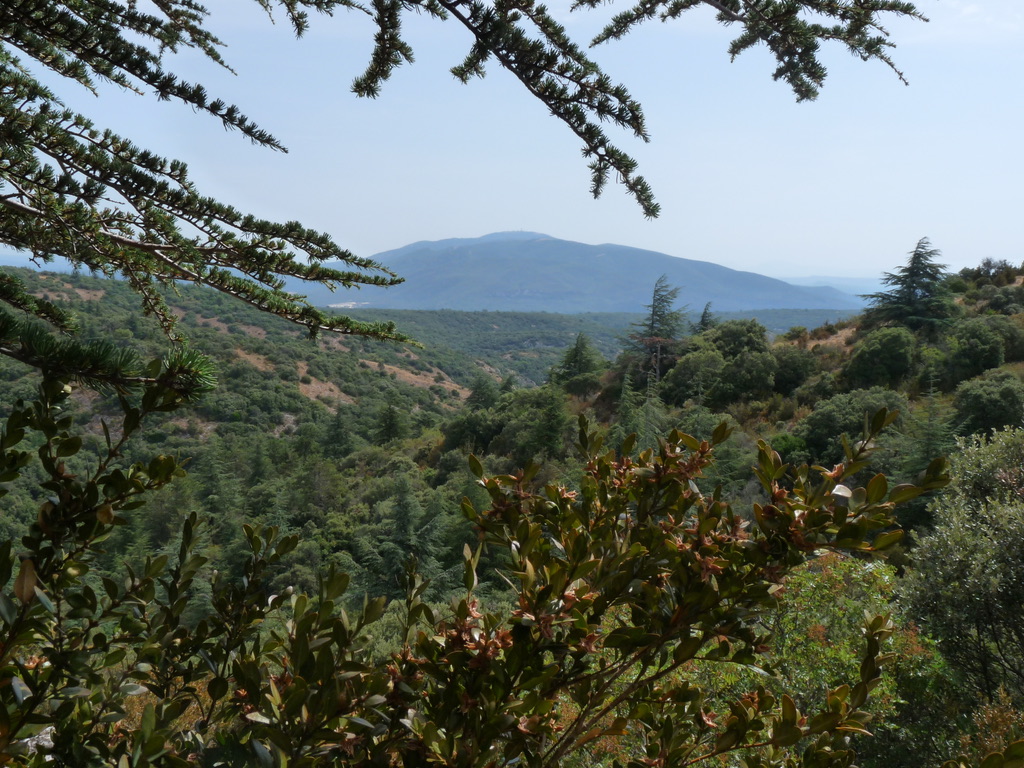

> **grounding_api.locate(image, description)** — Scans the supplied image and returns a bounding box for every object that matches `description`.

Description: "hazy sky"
[48,0,1024,279]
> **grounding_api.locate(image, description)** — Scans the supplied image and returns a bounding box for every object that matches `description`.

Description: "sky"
[35,0,1024,280]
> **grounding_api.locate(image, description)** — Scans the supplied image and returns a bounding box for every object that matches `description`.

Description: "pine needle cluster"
[2,0,924,377]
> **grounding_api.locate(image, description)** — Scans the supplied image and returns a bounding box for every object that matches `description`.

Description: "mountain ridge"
[324,233,863,314]
[1,234,866,314]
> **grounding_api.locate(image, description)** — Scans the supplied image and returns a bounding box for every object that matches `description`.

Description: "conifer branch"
[2,0,925,349]
[435,0,659,216]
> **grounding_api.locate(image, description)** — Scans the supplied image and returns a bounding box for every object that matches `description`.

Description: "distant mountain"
[302,233,863,313]
[2,237,867,314]
[782,275,882,297]
[0,252,75,273]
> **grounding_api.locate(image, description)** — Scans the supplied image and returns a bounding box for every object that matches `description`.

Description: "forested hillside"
[3,0,1019,763]
[3,244,1024,764]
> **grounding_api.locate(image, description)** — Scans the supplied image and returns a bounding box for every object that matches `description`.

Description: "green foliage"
[466,374,501,410]
[550,334,605,397]
[659,319,781,410]
[12,0,923,250]
[958,258,1023,290]
[880,387,956,530]
[696,552,958,768]
[772,344,818,396]
[1,380,949,765]
[627,275,686,382]
[611,374,671,454]
[984,315,1024,362]
[445,385,572,465]
[375,402,410,444]
[692,302,718,334]
[796,388,908,465]
[348,309,632,386]
[707,350,778,409]
[660,348,726,407]
[952,370,1024,435]
[0,5,408,343]
[672,406,756,495]
[490,385,572,463]
[702,318,772,358]
[844,327,917,389]
[949,318,1007,383]
[441,415,941,768]
[0,2,976,763]
[862,238,958,337]
[904,428,1024,707]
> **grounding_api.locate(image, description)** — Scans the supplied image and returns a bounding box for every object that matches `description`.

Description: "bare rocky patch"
[236,349,274,372]
[360,359,468,398]
[297,361,354,411]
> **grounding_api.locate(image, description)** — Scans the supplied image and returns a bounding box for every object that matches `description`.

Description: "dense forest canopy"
[1,251,1023,764]
[5,2,1024,767]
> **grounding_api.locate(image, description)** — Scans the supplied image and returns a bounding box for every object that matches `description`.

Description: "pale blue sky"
[50,0,1024,279]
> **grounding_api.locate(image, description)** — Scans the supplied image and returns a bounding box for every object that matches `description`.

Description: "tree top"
[2,0,925,345]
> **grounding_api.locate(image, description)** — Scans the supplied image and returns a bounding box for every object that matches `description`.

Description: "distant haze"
[2,235,869,313]
[309,233,865,313]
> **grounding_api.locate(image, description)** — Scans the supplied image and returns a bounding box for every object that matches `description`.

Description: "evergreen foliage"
[2,391,945,764]
[692,301,718,334]
[862,238,958,336]
[5,255,1024,764]
[550,333,602,383]
[904,429,1024,705]
[631,275,686,344]
[795,388,908,465]
[702,318,772,358]
[948,318,1008,382]
[466,374,501,411]
[0,2,408,344]
[1,0,929,320]
[771,343,817,396]
[844,327,917,389]
[550,333,604,397]
[707,350,777,409]
[626,275,685,382]
[374,401,410,444]
[660,347,725,407]
[952,370,1024,436]
[8,3,1024,762]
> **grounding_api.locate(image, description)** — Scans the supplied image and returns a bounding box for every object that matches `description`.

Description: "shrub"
[953,370,1024,435]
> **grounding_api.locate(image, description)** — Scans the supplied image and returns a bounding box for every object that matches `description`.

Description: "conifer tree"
[550,333,604,396]
[628,274,686,383]
[0,4,971,765]
[692,301,718,334]
[466,374,501,410]
[374,401,408,444]
[2,0,927,372]
[862,238,958,336]
[550,333,602,384]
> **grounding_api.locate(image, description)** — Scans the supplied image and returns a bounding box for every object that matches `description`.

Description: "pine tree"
[465,374,500,410]
[692,301,718,334]
[374,401,408,444]
[611,372,647,452]
[862,237,958,336]
[628,274,685,383]
[550,333,604,396]
[2,0,927,372]
[324,410,357,458]
[0,5,955,765]
[550,333,602,384]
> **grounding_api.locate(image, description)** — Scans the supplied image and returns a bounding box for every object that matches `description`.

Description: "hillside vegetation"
[3,244,1024,765]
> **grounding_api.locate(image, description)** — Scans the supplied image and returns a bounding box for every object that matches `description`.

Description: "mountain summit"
[306,232,863,313]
